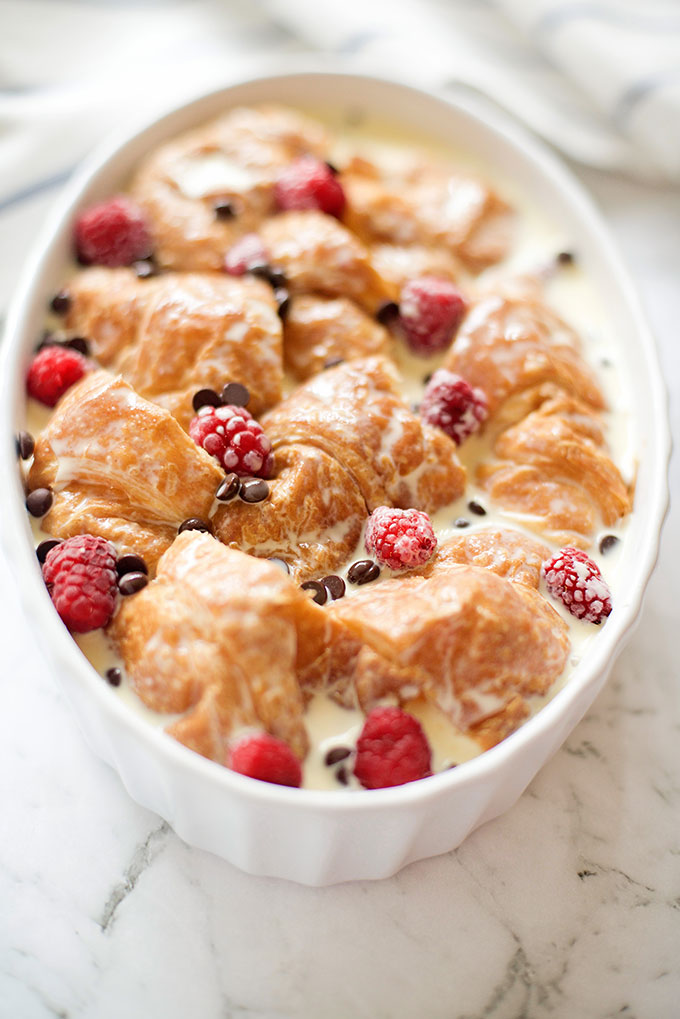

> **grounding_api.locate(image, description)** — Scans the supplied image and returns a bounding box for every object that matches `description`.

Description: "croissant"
[283,294,391,381]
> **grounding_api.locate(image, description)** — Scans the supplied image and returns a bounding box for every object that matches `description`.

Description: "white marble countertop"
[1,158,678,1018]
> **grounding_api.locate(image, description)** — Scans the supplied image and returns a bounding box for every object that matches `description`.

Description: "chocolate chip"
[300,580,327,605]
[599,534,620,555]
[215,473,240,501]
[274,287,290,320]
[178,517,213,534]
[323,356,345,370]
[324,746,351,766]
[376,300,400,326]
[192,388,221,412]
[412,402,421,414]
[26,488,53,517]
[116,553,148,578]
[36,538,61,563]
[322,574,345,600]
[214,198,236,220]
[16,431,35,460]
[250,262,287,289]
[246,259,270,279]
[556,250,575,266]
[118,571,149,596]
[336,765,349,786]
[64,336,90,355]
[423,373,433,385]
[268,557,290,573]
[600,357,612,368]
[221,381,250,407]
[454,517,470,528]
[36,330,55,351]
[325,160,340,176]
[132,258,157,279]
[347,559,380,585]
[239,478,269,503]
[50,291,71,315]
[105,667,122,687]
[468,500,487,516]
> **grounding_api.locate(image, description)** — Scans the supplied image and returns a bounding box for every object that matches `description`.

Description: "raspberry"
[274,156,345,217]
[398,276,467,355]
[224,233,268,276]
[354,707,432,789]
[364,506,437,570]
[74,196,151,267]
[229,732,302,787]
[42,534,118,632]
[26,346,88,407]
[189,404,273,477]
[420,368,488,445]
[542,547,612,624]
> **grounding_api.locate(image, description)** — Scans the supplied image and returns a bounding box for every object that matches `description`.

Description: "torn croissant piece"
[62,268,283,428]
[283,294,391,381]
[258,211,397,313]
[319,563,570,748]
[341,156,513,271]
[418,527,551,589]
[262,356,466,513]
[28,371,224,572]
[111,533,335,763]
[130,104,331,271]
[477,390,632,547]
[213,443,367,582]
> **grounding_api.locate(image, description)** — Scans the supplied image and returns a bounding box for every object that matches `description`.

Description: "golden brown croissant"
[283,294,391,381]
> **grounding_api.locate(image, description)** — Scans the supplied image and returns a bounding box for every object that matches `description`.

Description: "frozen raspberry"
[274,156,345,217]
[74,196,151,267]
[354,707,432,789]
[542,547,612,624]
[189,404,273,477]
[42,534,118,633]
[364,507,437,570]
[224,233,268,276]
[398,276,467,355]
[229,732,302,787]
[26,346,88,407]
[420,369,488,445]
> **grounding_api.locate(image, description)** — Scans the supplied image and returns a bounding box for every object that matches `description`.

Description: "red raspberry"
[74,196,151,267]
[42,534,118,632]
[399,276,467,355]
[542,547,612,624]
[274,156,345,217]
[224,233,268,276]
[26,346,88,407]
[420,368,488,445]
[364,507,437,570]
[189,404,273,477]
[354,707,432,789]
[229,732,302,787]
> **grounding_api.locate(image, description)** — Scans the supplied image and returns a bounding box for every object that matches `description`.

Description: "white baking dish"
[0,71,669,885]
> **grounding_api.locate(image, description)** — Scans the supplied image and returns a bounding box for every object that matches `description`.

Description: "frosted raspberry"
[42,534,117,633]
[354,707,432,789]
[274,156,345,217]
[542,547,612,624]
[189,404,273,477]
[364,507,437,570]
[224,233,268,275]
[26,346,88,407]
[229,732,302,787]
[74,196,151,267]
[399,276,467,355]
[420,368,488,445]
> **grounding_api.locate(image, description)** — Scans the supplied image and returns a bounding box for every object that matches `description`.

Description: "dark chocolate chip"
[454,517,470,528]
[132,259,157,279]
[36,330,55,351]
[347,559,381,585]
[274,287,290,320]
[178,517,213,534]
[239,478,269,503]
[213,198,236,220]
[267,557,290,573]
[336,765,349,786]
[118,571,149,596]
[599,534,620,555]
[215,473,240,502]
[36,538,61,564]
[423,373,433,385]
[64,336,90,355]
[322,574,346,600]
[300,580,327,605]
[26,488,53,517]
[556,250,575,266]
[412,402,421,414]
[50,291,71,315]
[16,431,35,460]
[324,746,351,767]
[105,667,122,687]
[325,160,340,176]
[600,357,612,368]
[323,356,345,370]
[116,553,148,578]
[376,300,400,326]
[246,259,270,279]
[192,388,221,412]
[468,500,487,517]
[221,381,250,407]
[250,262,287,289]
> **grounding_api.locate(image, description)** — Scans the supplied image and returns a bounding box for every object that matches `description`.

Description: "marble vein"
[97,820,171,933]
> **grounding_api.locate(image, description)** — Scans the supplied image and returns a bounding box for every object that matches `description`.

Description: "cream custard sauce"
[21,108,634,792]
